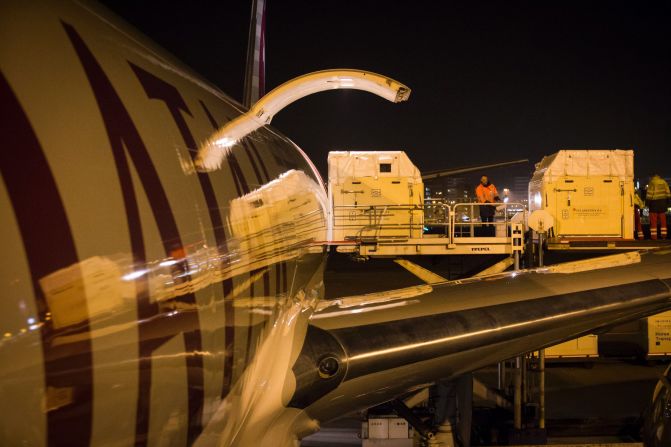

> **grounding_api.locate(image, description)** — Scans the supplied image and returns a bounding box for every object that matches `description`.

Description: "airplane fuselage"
[1,1,327,445]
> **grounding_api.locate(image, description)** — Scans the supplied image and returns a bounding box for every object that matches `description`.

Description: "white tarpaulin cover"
[328,151,421,184]
[532,149,634,181]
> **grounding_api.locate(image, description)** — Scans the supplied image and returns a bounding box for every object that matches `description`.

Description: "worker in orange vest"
[476,175,500,236]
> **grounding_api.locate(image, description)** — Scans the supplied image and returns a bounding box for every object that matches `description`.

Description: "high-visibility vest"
[634,193,645,208]
[647,176,671,201]
[476,183,498,203]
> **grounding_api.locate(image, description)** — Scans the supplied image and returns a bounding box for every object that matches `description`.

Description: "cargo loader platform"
[327,151,527,258]
[333,202,526,257]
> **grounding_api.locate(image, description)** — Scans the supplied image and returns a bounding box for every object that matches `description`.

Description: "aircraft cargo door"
[554,177,623,237]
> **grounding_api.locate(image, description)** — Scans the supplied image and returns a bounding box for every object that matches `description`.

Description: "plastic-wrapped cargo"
[229,169,327,264]
[328,151,424,241]
[529,150,634,239]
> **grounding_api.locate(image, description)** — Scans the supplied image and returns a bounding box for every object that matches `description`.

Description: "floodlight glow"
[196,69,411,171]
[214,137,236,148]
[534,192,542,207]
[122,269,149,281]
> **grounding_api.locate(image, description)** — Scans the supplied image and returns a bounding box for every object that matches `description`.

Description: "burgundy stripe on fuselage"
[131,65,237,405]
[0,71,93,447]
[243,142,264,185]
[199,101,249,196]
[247,140,271,183]
[63,22,204,446]
[198,100,238,400]
[130,64,229,257]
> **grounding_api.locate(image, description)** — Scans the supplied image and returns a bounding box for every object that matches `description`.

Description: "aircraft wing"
[288,250,671,425]
[421,158,529,180]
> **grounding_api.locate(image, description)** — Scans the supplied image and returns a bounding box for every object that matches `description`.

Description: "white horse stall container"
[528,150,634,240]
[328,151,424,242]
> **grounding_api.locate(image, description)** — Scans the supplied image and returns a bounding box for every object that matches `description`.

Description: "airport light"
[196,69,411,171]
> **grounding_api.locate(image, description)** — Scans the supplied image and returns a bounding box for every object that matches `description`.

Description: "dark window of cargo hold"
[380,163,392,173]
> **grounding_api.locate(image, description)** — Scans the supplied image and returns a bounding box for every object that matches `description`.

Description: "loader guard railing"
[452,202,525,240]
[331,201,526,246]
[331,204,425,241]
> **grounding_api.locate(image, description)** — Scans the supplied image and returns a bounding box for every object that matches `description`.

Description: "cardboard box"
[368,418,389,439]
[388,418,409,439]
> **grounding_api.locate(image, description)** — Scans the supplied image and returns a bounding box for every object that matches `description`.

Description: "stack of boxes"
[363,417,412,446]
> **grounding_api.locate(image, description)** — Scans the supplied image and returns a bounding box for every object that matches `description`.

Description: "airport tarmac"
[301,348,665,446]
[305,254,670,446]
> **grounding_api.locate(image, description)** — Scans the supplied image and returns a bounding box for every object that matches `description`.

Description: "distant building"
[425,176,472,202]
[511,176,529,203]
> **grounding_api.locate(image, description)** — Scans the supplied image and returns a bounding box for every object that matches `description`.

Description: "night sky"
[99,1,671,187]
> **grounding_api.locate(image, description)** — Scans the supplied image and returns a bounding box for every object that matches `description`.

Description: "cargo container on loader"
[328,151,425,243]
[528,149,634,241]
[326,151,526,258]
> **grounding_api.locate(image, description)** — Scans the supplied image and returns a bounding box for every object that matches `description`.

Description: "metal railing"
[452,202,526,239]
[331,204,424,240]
[331,201,526,244]
[423,199,451,237]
